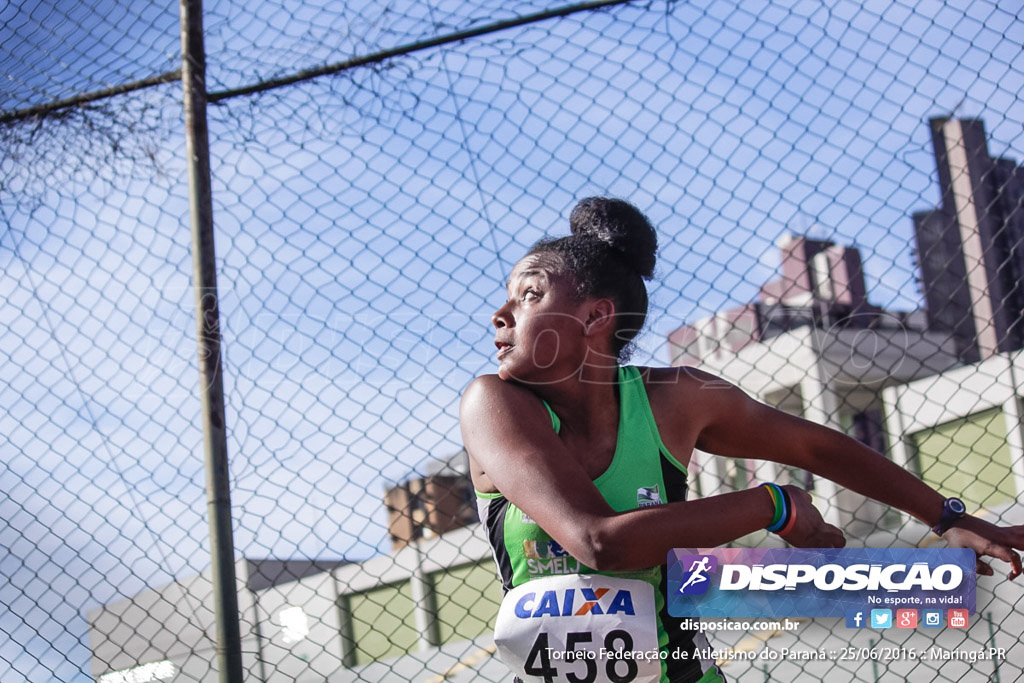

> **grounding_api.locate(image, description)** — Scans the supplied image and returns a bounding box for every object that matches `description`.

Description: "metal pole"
[410,539,441,650]
[179,0,245,681]
[986,611,1001,683]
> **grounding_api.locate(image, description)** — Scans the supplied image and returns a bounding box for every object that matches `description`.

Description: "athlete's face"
[491,254,589,383]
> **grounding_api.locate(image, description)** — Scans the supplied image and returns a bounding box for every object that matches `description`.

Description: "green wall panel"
[433,562,501,644]
[913,408,1015,510]
[348,582,417,665]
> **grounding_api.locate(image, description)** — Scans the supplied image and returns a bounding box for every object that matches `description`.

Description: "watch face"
[949,498,966,515]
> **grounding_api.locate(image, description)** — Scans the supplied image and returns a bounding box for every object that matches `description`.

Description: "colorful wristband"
[779,485,793,524]
[778,500,798,536]
[760,482,782,528]
[760,482,789,532]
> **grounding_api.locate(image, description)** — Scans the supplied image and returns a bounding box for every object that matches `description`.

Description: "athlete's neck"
[533,362,620,436]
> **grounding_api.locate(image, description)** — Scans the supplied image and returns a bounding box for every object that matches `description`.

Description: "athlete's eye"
[522,288,540,301]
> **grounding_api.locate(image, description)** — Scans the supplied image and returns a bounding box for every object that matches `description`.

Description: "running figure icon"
[679,557,713,594]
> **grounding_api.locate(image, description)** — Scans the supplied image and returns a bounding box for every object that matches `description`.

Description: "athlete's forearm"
[794,426,945,528]
[582,487,776,571]
[697,380,948,529]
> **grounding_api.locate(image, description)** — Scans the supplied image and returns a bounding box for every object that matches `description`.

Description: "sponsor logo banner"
[524,540,570,560]
[637,485,663,507]
[667,548,975,618]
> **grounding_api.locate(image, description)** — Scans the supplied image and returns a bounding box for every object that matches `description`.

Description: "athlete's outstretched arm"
[460,374,842,572]
[670,366,1024,579]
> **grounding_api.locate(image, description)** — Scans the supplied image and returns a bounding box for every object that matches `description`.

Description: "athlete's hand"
[777,485,846,548]
[943,520,1024,581]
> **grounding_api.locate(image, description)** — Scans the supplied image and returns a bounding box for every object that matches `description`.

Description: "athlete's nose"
[491,300,513,329]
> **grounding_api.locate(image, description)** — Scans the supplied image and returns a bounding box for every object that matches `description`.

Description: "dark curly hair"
[527,197,658,362]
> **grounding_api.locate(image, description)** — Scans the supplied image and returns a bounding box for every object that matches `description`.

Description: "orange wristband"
[778,504,798,536]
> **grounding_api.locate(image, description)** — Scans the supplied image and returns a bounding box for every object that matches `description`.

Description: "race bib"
[494,574,661,683]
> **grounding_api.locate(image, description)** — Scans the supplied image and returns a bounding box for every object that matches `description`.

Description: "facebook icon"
[845,609,866,628]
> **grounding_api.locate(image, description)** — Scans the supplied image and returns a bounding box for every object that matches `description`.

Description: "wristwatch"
[931,497,967,536]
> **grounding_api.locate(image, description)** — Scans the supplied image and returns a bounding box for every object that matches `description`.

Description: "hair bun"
[569,197,657,279]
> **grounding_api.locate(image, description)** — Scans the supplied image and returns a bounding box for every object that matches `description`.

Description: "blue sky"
[2,0,1023,680]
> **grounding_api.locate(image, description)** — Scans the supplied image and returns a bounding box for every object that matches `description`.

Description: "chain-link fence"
[2,0,1023,681]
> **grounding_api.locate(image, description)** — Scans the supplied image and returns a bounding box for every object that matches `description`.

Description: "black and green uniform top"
[476,365,724,683]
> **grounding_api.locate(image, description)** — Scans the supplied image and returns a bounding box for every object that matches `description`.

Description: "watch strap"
[931,497,967,536]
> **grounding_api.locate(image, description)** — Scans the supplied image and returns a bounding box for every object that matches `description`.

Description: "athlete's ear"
[583,298,616,338]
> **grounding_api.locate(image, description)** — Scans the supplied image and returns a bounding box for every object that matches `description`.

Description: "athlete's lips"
[495,340,513,357]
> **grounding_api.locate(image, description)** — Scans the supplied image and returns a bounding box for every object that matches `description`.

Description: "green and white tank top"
[476,365,724,683]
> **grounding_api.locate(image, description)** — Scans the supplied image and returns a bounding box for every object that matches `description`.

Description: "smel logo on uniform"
[523,540,569,560]
[667,548,976,618]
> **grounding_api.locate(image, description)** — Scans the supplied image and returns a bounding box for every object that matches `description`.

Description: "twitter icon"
[871,609,892,629]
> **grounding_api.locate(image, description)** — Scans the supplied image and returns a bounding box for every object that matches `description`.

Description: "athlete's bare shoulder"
[634,365,748,454]
[461,373,550,414]
[460,374,556,494]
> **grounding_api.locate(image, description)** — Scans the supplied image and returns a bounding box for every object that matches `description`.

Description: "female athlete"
[460,197,1024,683]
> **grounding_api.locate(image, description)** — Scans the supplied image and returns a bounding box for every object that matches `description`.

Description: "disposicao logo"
[667,548,976,619]
[677,554,718,595]
[716,562,962,591]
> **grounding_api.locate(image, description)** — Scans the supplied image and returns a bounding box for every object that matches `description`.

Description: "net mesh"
[2,1,1023,681]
